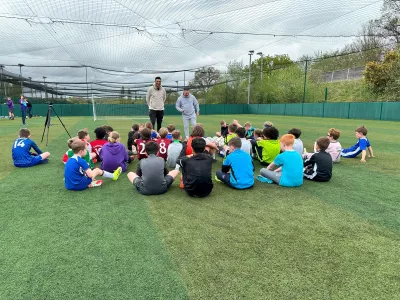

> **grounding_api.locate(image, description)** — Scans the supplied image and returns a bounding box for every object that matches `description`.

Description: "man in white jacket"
[146,77,166,131]
[175,87,200,139]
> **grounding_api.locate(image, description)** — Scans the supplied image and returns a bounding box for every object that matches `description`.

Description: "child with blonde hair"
[64,138,122,190]
[258,134,303,187]
[100,131,129,173]
[156,127,172,160]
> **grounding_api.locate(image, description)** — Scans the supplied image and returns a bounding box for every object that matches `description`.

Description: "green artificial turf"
[0,114,399,299]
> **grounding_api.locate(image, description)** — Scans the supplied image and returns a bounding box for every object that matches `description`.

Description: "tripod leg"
[41,107,51,143]
[52,108,71,138]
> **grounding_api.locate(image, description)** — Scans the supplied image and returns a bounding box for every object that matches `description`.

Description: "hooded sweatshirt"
[100,142,129,172]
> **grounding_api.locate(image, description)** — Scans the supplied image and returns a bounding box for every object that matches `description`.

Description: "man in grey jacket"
[146,76,166,131]
[175,87,200,138]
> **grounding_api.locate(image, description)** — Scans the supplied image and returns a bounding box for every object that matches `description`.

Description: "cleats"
[113,167,122,181]
[89,180,103,188]
[214,175,222,183]
[256,175,273,183]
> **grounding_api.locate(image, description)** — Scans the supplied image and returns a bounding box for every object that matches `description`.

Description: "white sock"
[102,171,113,179]
[175,164,180,171]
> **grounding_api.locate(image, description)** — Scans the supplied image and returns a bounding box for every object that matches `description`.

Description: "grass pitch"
[0,114,399,299]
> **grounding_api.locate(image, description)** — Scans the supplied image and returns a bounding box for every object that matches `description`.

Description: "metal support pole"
[86,67,89,102]
[324,87,328,102]
[18,64,24,95]
[175,80,178,92]
[247,50,254,104]
[56,83,58,100]
[0,65,4,97]
[302,60,308,103]
[43,76,47,100]
[184,71,186,87]
[28,77,33,98]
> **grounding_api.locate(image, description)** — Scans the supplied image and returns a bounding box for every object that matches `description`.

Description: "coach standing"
[146,76,166,131]
[176,87,200,139]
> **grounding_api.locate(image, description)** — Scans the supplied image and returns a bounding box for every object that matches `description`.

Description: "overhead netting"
[0,0,385,103]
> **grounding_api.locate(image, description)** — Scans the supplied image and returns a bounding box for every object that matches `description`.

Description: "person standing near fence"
[5,97,14,120]
[25,97,33,119]
[19,95,27,125]
[175,87,200,139]
[146,77,166,131]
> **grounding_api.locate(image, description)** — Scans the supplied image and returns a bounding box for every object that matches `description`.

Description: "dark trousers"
[149,110,164,131]
[27,107,32,118]
[250,140,269,166]
[216,170,234,188]
[21,110,27,125]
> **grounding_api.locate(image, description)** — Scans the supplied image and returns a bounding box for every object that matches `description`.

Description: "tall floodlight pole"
[0,64,4,97]
[56,83,58,100]
[257,52,263,85]
[183,71,186,87]
[43,76,47,100]
[175,80,178,92]
[247,50,254,104]
[28,77,33,98]
[18,63,24,95]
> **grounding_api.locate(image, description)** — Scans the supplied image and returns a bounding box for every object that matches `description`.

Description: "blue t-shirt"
[341,137,370,158]
[64,155,92,191]
[20,99,27,110]
[12,138,42,166]
[223,149,254,189]
[166,133,173,140]
[273,150,303,187]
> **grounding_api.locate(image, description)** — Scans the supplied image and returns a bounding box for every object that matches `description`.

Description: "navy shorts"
[15,156,48,168]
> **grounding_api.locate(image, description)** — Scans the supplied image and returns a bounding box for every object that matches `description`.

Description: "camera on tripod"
[41,103,71,146]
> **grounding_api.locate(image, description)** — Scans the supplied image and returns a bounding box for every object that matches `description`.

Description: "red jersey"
[156,138,171,160]
[136,139,151,160]
[90,139,107,158]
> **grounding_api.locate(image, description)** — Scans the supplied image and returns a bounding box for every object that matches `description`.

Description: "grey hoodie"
[176,94,199,117]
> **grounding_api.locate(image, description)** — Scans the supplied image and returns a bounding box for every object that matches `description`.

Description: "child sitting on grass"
[216,120,229,137]
[304,137,332,182]
[235,127,252,156]
[177,138,214,197]
[63,130,96,168]
[64,139,122,190]
[156,127,172,161]
[216,137,254,190]
[252,126,280,166]
[167,130,183,168]
[232,120,255,139]
[136,128,153,160]
[90,127,107,161]
[145,121,159,139]
[288,128,303,156]
[127,142,179,195]
[166,124,175,140]
[100,131,129,173]
[185,124,218,156]
[224,123,238,145]
[304,128,342,163]
[127,124,139,155]
[258,134,303,187]
[101,125,114,140]
[12,128,50,167]
[341,125,374,163]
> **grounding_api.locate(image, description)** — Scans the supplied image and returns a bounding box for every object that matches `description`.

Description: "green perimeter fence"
[1,102,400,121]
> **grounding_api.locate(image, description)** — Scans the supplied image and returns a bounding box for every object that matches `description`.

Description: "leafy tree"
[373,0,400,43]
[364,50,399,92]
[191,67,221,91]
[127,88,132,101]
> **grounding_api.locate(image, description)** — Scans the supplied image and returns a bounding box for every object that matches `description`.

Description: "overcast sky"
[0,0,383,96]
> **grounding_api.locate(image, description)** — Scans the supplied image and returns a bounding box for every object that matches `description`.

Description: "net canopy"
[0,0,384,97]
